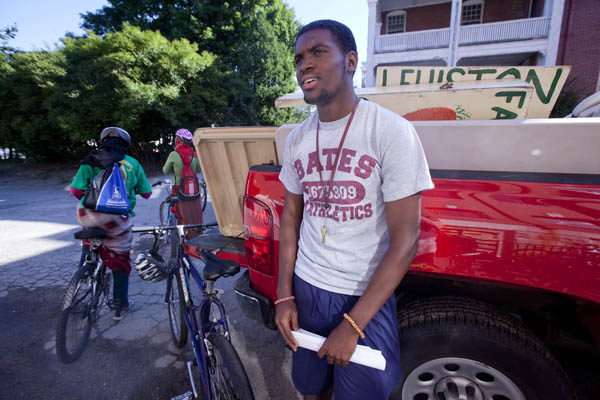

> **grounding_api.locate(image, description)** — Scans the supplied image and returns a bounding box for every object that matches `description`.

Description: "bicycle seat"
[202,252,240,281]
[74,228,108,240]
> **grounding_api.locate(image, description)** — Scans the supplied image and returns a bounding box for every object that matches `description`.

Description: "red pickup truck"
[191,117,600,399]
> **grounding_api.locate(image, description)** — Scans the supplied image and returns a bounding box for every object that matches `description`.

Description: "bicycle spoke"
[57,265,95,363]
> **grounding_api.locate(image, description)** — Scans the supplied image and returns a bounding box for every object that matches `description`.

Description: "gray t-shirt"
[279,100,434,295]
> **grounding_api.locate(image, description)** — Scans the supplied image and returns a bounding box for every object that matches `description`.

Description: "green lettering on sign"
[526,68,563,105]
[468,69,497,80]
[447,68,466,82]
[495,91,528,109]
[401,69,415,85]
[492,107,518,119]
[429,69,435,83]
[416,69,422,84]
[497,68,521,80]
[438,69,444,83]
[382,69,387,87]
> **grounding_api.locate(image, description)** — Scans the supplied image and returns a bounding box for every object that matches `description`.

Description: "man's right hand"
[274,300,299,351]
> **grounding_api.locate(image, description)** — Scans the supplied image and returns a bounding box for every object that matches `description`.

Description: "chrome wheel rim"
[402,357,525,400]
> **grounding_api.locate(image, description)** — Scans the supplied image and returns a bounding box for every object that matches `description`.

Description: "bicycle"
[56,227,112,364]
[154,179,208,258]
[133,223,254,400]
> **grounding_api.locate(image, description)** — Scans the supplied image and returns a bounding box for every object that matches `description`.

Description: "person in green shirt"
[70,127,152,320]
[162,128,203,234]
[162,128,201,186]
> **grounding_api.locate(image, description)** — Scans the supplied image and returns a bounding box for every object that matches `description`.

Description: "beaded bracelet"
[274,296,295,306]
[343,313,366,339]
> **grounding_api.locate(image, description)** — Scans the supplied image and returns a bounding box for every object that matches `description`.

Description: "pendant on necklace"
[321,225,328,244]
[324,203,330,210]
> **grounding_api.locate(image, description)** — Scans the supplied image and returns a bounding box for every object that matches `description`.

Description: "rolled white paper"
[291,329,387,371]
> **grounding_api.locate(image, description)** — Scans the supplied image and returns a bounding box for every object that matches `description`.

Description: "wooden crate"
[193,127,279,237]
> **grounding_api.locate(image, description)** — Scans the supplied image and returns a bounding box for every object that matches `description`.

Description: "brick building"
[363,0,600,99]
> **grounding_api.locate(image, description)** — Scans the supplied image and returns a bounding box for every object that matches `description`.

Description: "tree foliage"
[0,2,303,162]
[1,24,17,55]
[81,0,300,125]
[0,25,217,162]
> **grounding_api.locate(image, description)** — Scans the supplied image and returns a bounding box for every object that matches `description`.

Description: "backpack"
[177,151,200,201]
[83,162,130,214]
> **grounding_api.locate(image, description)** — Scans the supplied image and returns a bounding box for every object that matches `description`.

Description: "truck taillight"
[243,195,274,275]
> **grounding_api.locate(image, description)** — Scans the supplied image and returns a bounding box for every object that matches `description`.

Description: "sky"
[0,0,369,68]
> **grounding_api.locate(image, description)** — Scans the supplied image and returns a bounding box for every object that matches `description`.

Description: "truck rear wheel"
[392,296,574,400]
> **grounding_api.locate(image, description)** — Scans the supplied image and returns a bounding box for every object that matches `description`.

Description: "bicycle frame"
[70,241,106,317]
[164,225,230,400]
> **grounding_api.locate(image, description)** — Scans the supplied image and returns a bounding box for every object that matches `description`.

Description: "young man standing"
[275,20,434,399]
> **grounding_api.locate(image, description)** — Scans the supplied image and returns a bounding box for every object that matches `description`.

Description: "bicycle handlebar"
[152,179,173,187]
[132,223,215,234]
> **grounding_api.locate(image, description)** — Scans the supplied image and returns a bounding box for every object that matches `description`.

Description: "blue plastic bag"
[83,162,130,215]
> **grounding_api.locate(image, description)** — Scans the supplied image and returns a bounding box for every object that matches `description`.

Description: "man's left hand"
[317,320,359,367]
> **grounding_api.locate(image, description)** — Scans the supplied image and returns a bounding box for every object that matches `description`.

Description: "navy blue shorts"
[291,274,402,399]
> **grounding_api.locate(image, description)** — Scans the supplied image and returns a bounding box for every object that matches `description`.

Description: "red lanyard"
[316,98,360,209]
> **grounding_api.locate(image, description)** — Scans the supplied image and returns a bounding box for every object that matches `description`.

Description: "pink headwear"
[175,128,193,141]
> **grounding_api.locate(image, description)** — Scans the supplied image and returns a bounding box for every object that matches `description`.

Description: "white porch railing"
[460,16,551,45]
[375,16,551,53]
[376,27,450,52]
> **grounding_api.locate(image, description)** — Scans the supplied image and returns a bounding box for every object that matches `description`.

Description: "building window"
[386,11,406,34]
[462,0,484,25]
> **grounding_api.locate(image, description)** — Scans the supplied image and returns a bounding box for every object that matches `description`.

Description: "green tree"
[1,24,17,55]
[49,24,217,164]
[0,25,218,162]
[81,0,300,126]
[0,50,70,161]
[0,24,19,158]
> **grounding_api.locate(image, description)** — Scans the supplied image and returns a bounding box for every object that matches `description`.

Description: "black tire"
[159,199,169,227]
[56,266,94,364]
[168,212,179,259]
[201,182,208,212]
[167,271,188,348]
[91,265,111,322]
[206,332,255,400]
[392,296,575,400]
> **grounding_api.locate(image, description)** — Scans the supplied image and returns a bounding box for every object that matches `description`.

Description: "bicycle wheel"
[201,182,208,212]
[168,212,179,259]
[167,271,188,348]
[56,265,94,363]
[159,199,169,227]
[91,265,111,322]
[206,332,254,400]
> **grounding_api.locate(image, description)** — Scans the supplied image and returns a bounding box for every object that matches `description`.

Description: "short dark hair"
[296,19,357,56]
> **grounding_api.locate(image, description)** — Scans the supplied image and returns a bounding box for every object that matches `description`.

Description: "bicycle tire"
[201,182,207,212]
[206,332,255,400]
[167,271,188,348]
[56,265,94,363]
[159,199,169,227]
[92,266,111,322]
[168,212,179,259]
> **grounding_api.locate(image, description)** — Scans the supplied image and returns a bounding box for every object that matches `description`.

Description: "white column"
[543,0,565,65]
[448,0,462,66]
[365,0,378,87]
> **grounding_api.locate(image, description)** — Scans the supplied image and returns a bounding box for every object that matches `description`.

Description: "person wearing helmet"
[70,127,152,320]
[162,128,203,234]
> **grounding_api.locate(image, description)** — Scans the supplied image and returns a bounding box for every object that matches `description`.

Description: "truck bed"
[185,226,247,265]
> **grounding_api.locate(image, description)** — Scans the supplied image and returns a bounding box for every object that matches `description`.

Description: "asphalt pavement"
[0,169,301,400]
